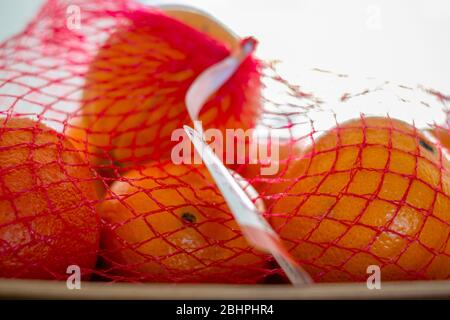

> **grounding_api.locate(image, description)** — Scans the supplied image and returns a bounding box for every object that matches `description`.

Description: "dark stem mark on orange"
[419,139,435,153]
[181,212,197,224]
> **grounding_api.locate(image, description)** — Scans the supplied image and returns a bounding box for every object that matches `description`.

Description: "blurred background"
[0,0,449,92]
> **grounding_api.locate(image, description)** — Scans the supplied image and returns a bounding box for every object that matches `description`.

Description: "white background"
[0,0,449,92]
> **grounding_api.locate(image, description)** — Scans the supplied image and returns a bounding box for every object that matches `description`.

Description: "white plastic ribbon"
[184,39,313,286]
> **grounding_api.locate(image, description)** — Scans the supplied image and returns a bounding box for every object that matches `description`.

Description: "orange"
[264,116,450,282]
[98,161,267,283]
[0,117,100,279]
[68,9,261,170]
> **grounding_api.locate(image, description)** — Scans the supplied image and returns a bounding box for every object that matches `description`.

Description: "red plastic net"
[0,0,448,283]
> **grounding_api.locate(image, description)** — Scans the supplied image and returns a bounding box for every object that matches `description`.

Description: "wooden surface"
[0,279,449,299]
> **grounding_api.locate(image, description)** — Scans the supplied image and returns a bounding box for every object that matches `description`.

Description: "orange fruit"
[98,161,267,283]
[69,8,261,170]
[0,117,100,279]
[264,116,450,282]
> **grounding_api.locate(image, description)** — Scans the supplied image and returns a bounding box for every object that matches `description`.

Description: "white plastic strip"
[184,126,312,285]
[184,39,313,285]
[185,38,256,121]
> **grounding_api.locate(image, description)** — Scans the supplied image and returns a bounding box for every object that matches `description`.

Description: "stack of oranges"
[0,5,448,284]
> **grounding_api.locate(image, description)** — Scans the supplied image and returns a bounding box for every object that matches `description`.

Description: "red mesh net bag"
[0,0,448,284]
[239,66,450,282]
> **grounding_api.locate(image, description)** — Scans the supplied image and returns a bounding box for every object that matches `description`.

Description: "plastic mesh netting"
[0,0,448,283]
